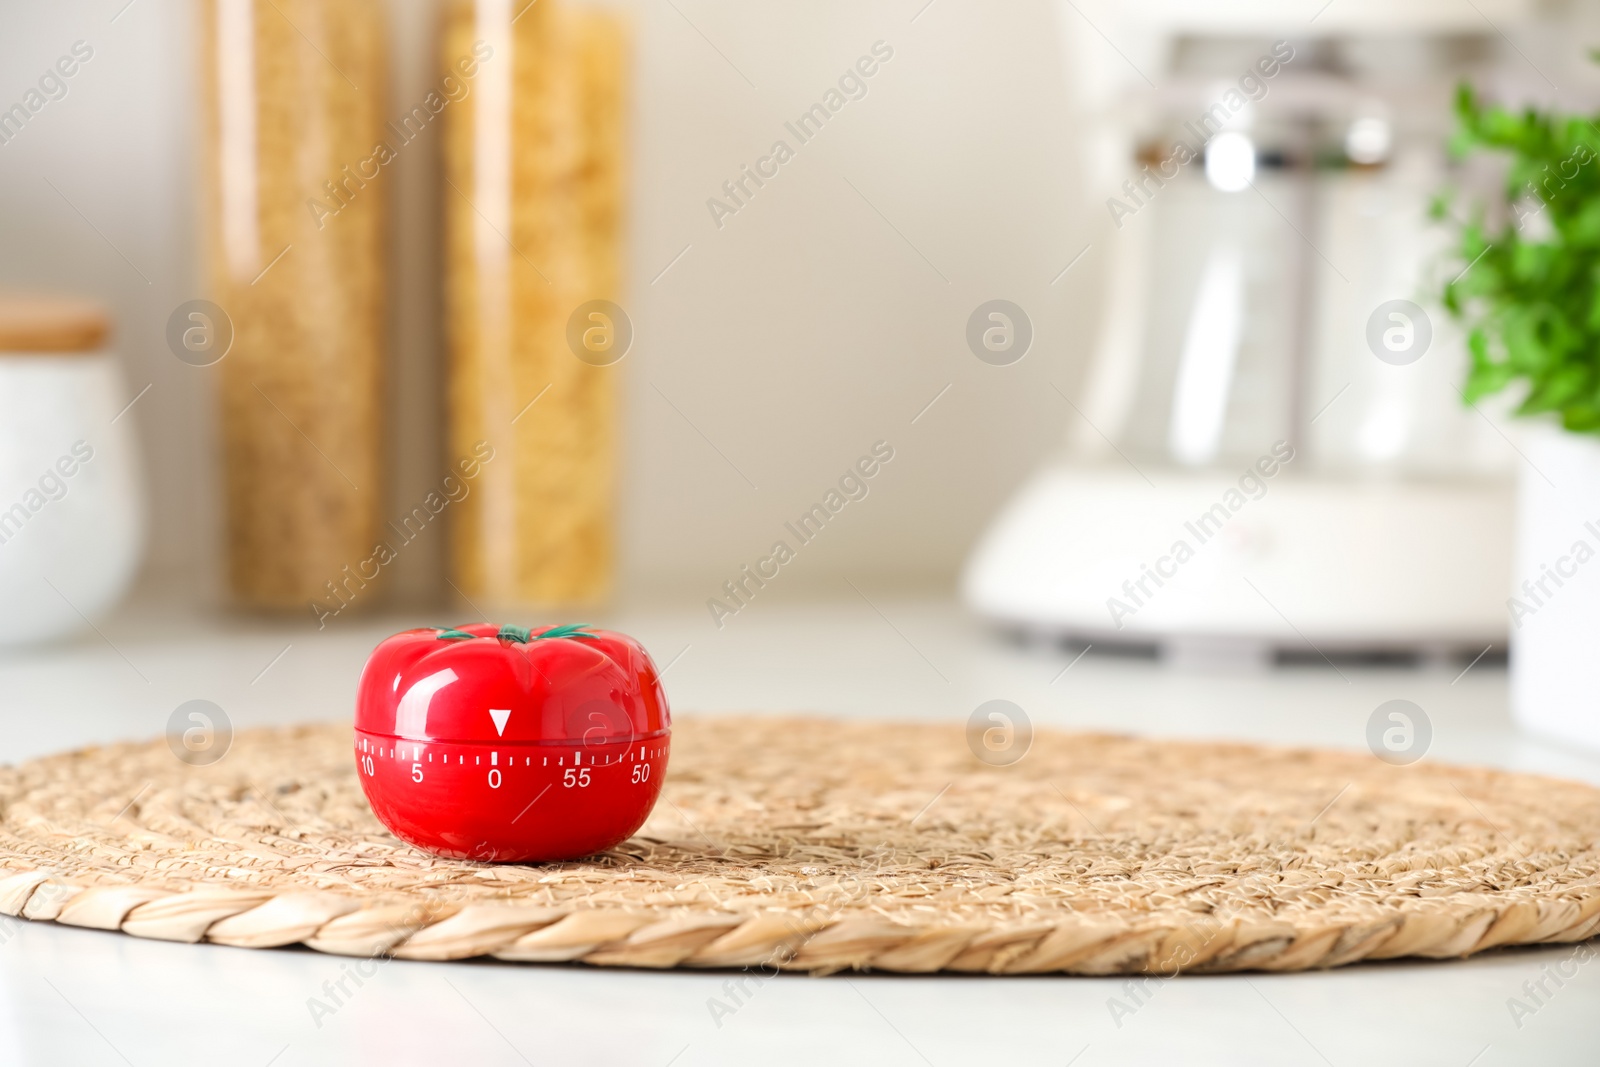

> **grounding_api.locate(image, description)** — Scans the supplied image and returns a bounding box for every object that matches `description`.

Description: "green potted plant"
[1437,83,1600,750]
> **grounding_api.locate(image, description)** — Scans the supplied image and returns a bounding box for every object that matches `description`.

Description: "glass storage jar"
[197,0,387,617]
[441,0,628,609]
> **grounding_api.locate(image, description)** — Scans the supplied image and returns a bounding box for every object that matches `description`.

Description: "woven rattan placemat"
[2,716,1598,974]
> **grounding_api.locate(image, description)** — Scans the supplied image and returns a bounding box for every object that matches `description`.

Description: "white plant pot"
[0,352,145,647]
[1510,425,1600,750]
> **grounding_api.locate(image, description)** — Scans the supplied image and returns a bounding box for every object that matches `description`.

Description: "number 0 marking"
[488,768,502,789]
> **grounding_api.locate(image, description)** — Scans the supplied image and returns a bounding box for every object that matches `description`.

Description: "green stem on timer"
[435,624,597,643]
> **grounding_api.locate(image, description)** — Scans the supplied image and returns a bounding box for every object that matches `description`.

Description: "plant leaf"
[1435,80,1600,436]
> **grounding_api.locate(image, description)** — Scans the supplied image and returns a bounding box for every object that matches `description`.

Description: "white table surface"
[0,592,1597,1067]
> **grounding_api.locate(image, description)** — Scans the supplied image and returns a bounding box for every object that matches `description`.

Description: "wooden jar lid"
[0,293,110,354]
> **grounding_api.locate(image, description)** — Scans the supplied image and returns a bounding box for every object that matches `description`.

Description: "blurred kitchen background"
[6,0,1600,758]
[1,0,1103,607]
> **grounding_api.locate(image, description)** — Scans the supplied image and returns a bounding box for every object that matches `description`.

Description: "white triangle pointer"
[489,707,512,737]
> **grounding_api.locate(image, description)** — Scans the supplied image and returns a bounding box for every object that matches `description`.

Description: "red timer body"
[354,623,670,862]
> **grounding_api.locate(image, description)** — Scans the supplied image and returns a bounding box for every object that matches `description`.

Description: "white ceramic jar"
[0,295,145,646]
[1510,424,1600,750]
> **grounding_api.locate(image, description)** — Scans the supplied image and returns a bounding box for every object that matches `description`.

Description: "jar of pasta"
[441,0,628,609]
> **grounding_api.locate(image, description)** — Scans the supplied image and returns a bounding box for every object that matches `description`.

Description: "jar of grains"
[197,0,387,616]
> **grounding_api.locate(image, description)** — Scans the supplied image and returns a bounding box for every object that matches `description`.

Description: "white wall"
[615,0,1095,599]
[0,0,1104,609]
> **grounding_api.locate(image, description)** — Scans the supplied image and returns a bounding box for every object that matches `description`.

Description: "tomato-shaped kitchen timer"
[354,624,670,862]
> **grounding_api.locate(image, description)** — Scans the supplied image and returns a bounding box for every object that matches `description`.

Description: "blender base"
[962,464,1511,663]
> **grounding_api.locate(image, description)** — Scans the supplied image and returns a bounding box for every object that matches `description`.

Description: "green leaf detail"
[531,623,598,642]
[439,623,599,643]
[1434,71,1600,435]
